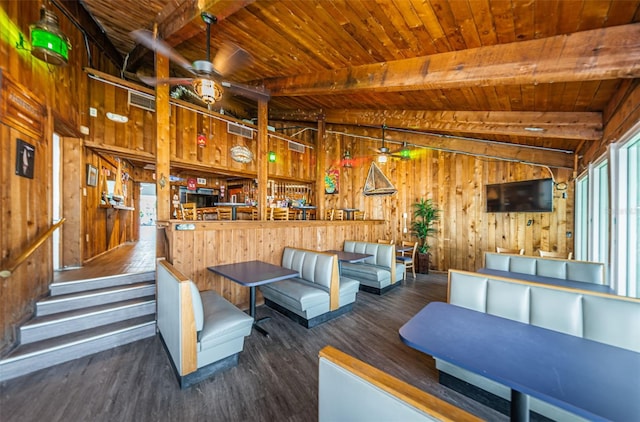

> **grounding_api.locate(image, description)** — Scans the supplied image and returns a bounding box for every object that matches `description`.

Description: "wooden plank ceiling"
[74,0,640,153]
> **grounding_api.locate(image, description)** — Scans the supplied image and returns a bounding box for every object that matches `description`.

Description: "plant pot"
[416,252,430,274]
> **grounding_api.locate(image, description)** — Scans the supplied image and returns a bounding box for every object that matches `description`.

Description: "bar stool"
[539,250,573,260]
[497,247,524,255]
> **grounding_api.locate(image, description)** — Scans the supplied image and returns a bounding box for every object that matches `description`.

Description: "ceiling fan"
[370,125,412,162]
[130,12,269,104]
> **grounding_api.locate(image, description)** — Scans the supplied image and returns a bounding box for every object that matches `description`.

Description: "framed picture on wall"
[15,139,35,179]
[86,164,98,187]
[325,168,339,194]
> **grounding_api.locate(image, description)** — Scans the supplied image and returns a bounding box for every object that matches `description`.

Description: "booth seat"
[260,247,359,328]
[482,252,606,285]
[157,259,253,389]
[341,240,404,294]
[319,345,480,422]
[437,269,640,421]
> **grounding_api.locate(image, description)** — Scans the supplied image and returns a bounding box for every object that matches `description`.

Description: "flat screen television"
[486,178,553,213]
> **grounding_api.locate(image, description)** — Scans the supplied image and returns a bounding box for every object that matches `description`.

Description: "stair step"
[36,282,156,316]
[0,316,156,382]
[20,296,156,344]
[50,271,155,296]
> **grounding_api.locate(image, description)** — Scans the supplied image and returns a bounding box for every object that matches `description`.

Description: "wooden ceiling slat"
[557,0,584,34]
[377,1,423,57]
[533,0,560,40]
[410,0,452,53]
[391,0,422,29]
[574,81,603,110]
[607,1,640,26]
[365,1,412,55]
[449,0,483,49]
[512,0,535,41]
[428,0,469,50]
[488,0,516,43]
[468,0,499,46]
[577,0,612,31]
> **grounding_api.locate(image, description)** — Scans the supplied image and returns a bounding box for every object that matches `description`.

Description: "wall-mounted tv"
[486,178,553,213]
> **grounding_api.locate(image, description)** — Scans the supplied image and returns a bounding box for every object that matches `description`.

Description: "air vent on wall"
[128,91,155,112]
[227,122,254,139]
[288,141,305,153]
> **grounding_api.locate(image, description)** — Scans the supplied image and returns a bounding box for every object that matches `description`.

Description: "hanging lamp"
[30,6,71,66]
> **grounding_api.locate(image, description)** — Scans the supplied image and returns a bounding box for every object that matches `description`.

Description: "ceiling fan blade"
[220,81,270,101]
[130,29,195,75]
[213,42,252,77]
[137,74,193,86]
[369,146,383,154]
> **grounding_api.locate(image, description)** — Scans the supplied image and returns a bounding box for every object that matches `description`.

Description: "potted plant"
[410,198,440,274]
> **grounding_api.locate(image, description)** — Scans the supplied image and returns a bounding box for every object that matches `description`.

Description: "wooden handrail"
[0,218,66,278]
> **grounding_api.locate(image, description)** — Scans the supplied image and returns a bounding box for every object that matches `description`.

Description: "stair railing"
[0,218,66,278]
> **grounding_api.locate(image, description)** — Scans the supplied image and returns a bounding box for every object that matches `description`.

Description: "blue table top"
[399,302,640,421]
[477,268,615,294]
[208,260,299,287]
[324,250,372,263]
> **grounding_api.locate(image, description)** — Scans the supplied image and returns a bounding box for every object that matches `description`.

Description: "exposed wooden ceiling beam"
[126,0,255,71]
[377,130,574,169]
[263,24,640,96]
[270,109,602,141]
[52,0,123,68]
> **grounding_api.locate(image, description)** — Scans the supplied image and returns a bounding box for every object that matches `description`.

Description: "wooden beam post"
[155,43,171,223]
[257,99,268,220]
[316,116,326,217]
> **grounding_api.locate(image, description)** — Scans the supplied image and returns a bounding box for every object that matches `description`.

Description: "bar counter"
[157,218,389,310]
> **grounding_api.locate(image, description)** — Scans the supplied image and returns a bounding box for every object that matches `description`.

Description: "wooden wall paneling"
[164,221,387,309]
[62,137,83,267]
[1,126,52,350]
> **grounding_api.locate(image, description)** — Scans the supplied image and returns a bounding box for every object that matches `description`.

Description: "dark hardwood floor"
[4,228,505,421]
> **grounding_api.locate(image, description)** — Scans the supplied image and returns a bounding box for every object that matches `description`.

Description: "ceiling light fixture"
[377,154,388,164]
[524,127,545,132]
[30,6,71,66]
[192,78,223,105]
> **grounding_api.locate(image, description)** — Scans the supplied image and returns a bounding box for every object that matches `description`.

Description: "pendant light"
[30,6,71,66]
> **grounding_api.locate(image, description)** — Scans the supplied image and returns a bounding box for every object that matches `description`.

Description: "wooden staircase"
[0,271,156,382]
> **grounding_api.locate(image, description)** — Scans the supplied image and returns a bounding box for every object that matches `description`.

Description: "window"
[611,134,640,297]
[575,125,639,297]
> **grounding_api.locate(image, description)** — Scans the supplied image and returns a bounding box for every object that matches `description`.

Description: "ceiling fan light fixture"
[377,154,388,164]
[192,78,222,104]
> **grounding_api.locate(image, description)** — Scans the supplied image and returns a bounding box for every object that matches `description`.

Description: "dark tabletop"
[208,260,299,287]
[324,250,372,263]
[399,302,640,422]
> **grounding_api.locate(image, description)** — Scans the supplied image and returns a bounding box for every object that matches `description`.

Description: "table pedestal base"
[511,390,530,422]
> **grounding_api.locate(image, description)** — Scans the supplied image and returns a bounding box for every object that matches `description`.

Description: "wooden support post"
[155,32,171,257]
[316,116,326,217]
[257,99,268,220]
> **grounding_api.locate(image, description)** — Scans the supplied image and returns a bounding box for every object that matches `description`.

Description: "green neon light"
[400,148,411,159]
[268,151,276,162]
[31,28,68,60]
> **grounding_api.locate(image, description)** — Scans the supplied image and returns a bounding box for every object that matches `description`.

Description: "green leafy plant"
[411,198,440,254]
